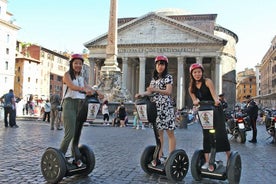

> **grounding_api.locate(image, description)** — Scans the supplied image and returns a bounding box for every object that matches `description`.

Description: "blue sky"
[8,0,276,72]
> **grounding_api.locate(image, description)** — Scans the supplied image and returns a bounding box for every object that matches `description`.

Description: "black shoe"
[11,125,19,128]
[50,127,54,130]
[57,127,63,130]
[249,139,257,143]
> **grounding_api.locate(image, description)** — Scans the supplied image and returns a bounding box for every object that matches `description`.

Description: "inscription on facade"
[118,47,197,54]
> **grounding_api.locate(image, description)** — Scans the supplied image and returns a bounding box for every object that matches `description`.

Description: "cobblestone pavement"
[0,120,275,184]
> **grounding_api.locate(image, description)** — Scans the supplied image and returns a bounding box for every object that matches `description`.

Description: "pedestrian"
[218,93,228,111]
[9,96,19,128]
[116,102,127,127]
[0,89,17,128]
[133,106,145,130]
[102,100,110,126]
[50,93,62,130]
[59,54,103,167]
[135,55,176,166]
[43,99,51,122]
[244,95,259,143]
[188,63,230,172]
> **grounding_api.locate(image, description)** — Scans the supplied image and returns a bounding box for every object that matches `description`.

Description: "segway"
[136,94,189,182]
[41,92,101,183]
[191,101,242,184]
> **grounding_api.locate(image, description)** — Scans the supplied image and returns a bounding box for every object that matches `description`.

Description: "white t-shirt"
[102,104,109,115]
[64,76,86,99]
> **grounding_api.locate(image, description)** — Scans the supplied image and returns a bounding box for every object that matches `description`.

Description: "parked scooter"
[264,109,276,144]
[225,110,251,143]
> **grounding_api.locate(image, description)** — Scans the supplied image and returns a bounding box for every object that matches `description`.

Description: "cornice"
[0,19,20,30]
[89,42,225,49]
[214,25,238,43]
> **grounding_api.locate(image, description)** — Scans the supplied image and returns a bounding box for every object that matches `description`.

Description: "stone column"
[139,57,146,93]
[101,0,120,72]
[122,57,128,89]
[215,56,222,95]
[177,56,184,109]
[88,58,96,86]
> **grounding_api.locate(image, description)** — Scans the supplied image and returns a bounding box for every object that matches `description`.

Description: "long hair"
[153,62,168,80]
[189,69,205,94]
[68,59,82,80]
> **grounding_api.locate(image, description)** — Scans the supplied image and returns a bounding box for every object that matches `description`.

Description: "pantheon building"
[84,9,238,109]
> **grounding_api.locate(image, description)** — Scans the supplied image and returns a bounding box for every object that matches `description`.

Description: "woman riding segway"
[189,63,241,183]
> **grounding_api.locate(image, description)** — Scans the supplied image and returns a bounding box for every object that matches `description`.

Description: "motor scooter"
[136,94,189,182]
[264,109,276,143]
[225,111,251,143]
[40,92,101,183]
[191,101,242,184]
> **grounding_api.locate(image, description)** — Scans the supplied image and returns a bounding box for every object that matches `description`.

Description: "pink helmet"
[189,63,204,73]
[155,55,168,63]
[70,54,84,62]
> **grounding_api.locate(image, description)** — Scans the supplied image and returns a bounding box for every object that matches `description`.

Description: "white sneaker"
[136,126,139,130]
[107,123,110,126]
[201,162,209,170]
[141,125,145,130]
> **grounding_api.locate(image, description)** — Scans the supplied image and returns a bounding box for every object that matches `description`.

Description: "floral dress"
[150,74,176,130]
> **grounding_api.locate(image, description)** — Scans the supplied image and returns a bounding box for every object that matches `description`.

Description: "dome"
[155,8,192,16]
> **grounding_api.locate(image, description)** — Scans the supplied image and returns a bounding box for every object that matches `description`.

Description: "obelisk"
[101,0,120,72]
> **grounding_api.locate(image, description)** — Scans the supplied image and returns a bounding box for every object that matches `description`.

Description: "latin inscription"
[118,47,197,54]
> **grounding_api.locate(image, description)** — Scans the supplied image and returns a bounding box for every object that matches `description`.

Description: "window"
[7,34,10,43]
[5,61,8,70]
[28,77,30,82]
[6,48,9,54]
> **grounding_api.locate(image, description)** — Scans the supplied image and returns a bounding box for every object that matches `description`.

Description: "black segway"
[191,101,242,184]
[41,92,101,183]
[136,95,189,182]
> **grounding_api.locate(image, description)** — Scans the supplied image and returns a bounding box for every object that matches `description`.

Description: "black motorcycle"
[225,111,251,143]
[264,109,276,144]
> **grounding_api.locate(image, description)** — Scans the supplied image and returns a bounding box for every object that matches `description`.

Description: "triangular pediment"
[84,12,225,47]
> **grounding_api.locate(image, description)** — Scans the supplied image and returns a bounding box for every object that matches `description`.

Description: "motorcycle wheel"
[236,130,246,143]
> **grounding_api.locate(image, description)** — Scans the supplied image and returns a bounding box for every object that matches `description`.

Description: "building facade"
[257,35,276,108]
[236,68,257,103]
[0,0,20,96]
[14,42,69,102]
[85,9,238,109]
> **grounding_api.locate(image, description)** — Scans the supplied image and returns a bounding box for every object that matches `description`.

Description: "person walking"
[102,100,110,126]
[50,93,62,130]
[135,55,176,166]
[0,89,16,128]
[43,99,51,122]
[244,95,258,143]
[188,63,230,172]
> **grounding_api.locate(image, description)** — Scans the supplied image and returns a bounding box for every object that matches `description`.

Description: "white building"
[0,0,20,96]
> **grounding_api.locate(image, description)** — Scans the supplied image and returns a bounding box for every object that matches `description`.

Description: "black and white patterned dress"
[150,74,176,130]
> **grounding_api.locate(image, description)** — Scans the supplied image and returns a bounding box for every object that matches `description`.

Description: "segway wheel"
[236,131,246,143]
[78,144,95,176]
[227,151,242,184]
[40,147,66,183]
[190,149,205,181]
[140,145,155,175]
[165,149,189,182]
